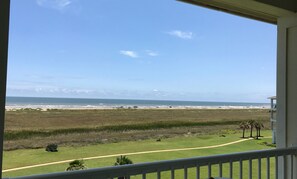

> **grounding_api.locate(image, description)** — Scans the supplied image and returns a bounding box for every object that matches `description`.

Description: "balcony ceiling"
[179,0,296,24]
[256,0,297,12]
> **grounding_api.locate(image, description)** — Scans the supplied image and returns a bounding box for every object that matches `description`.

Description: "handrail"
[8,147,297,179]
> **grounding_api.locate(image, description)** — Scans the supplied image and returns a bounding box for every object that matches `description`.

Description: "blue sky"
[7,0,277,102]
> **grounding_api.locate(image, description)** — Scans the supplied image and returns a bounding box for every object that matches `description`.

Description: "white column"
[277,13,297,179]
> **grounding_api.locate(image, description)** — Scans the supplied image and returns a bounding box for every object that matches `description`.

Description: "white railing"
[6,147,297,179]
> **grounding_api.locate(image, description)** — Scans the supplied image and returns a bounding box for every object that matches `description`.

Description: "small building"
[268,96,276,144]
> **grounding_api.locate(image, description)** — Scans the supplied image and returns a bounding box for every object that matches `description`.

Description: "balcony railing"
[6,147,297,179]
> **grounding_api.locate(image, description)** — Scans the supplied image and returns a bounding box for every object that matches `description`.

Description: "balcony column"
[277,13,297,179]
[0,0,10,178]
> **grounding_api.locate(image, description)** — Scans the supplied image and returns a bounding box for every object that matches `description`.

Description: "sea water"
[5,96,269,109]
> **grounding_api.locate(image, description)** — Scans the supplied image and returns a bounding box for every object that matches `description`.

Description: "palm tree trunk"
[250,127,253,137]
[258,129,260,138]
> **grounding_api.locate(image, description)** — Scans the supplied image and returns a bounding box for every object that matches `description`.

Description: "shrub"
[45,143,58,152]
[66,160,87,171]
[258,141,276,148]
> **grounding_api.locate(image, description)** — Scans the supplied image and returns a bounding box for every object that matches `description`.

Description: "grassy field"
[2,131,274,178]
[5,108,269,130]
[4,108,270,150]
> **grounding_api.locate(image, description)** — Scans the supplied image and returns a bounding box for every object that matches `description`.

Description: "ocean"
[5,96,269,109]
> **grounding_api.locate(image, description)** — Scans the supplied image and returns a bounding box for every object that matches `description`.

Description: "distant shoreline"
[5,105,269,111]
[5,96,270,111]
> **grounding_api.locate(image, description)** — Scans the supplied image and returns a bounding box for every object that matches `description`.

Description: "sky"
[7,0,277,103]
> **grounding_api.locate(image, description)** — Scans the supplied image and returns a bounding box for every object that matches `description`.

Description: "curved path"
[3,138,259,173]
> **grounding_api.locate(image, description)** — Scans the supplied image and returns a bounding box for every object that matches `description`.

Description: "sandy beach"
[5,104,270,111]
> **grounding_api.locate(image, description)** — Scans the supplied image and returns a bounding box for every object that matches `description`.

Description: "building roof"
[268,96,277,99]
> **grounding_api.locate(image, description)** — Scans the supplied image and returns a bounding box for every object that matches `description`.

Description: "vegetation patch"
[45,144,58,152]
[4,120,246,140]
[258,141,276,148]
[4,109,270,150]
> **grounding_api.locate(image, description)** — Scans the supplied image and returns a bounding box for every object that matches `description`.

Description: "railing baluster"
[229,161,233,179]
[267,157,270,179]
[258,158,261,179]
[208,164,212,178]
[219,162,223,177]
[291,155,294,179]
[239,160,243,179]
[184,167,188,179]
[9,147,296,179]
[282,155,286,179]
[275,156,278,179]
[196,166,200,179]
[249,159,252,179]
[157,171,161,179]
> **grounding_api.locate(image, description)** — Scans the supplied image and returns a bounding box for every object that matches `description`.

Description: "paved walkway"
[2,137,259,173]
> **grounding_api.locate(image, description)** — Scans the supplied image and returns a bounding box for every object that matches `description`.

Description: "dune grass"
[5,108,269,131]
[4,108,270,150]
[4,120,246,140]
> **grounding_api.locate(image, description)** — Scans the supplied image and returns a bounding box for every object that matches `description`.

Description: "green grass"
[3,131,274,178]
[3,109,272,177]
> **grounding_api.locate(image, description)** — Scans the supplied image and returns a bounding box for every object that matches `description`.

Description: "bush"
[66,160,87,171]
[45,143,58,152]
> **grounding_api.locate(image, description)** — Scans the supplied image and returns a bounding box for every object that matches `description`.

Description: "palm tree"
[255,121,264,138]
[114,156,133,179]
[248,120,256,137]
[254,122,259,139]
[114,155,133,166]
[66,160,87,171]
[259,121,264,137]
[239,121,249,138]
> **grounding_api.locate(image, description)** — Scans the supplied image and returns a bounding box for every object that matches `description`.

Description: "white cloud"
[167,30,194,39]
[36,0,72,11]
[146,50,159,57]
[7,83,94,95]
[120,50,139,58]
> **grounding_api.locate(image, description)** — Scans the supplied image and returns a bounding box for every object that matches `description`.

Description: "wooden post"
[0,0,10,178]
